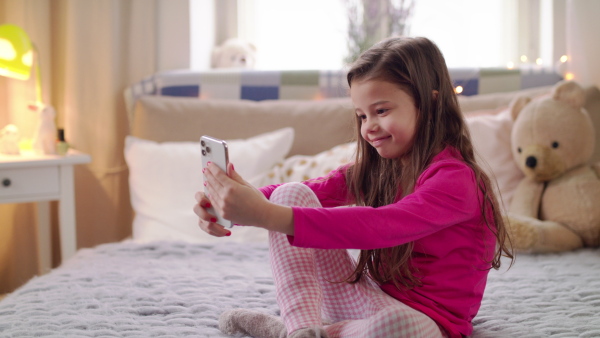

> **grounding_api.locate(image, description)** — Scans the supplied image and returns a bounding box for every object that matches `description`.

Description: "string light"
[565,72,574,80]
[535,58,543,65]
[560,55,568,63]
[507,62,514,69]
[455,86,463,94]
[520,55,528,62]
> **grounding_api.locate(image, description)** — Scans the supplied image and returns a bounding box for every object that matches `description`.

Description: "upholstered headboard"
[124,68,564,157]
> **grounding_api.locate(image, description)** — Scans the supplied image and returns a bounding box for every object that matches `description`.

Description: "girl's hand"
[203,162,272,228]
[193,191,231,237]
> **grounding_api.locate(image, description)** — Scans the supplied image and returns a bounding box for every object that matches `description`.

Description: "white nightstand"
[0,149,91,274]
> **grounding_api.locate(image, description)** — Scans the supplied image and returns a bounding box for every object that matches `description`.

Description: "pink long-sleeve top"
[259,146,496,337]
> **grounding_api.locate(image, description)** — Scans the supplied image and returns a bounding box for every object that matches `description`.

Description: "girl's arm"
[197,162,294,234]
[289,161,481,250]
[198,163,351,236]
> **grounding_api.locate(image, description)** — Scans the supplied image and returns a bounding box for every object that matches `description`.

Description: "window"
[410,0,515,68]
[237,0,348,70]
[192,0,560,70]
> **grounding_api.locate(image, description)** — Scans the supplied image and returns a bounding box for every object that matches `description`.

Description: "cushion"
[131,95,355,157]
[124,128,294,243]
[253,142,357,187]
[465,109,524,209]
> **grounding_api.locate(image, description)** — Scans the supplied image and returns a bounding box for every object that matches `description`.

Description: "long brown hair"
[345,36,513,290]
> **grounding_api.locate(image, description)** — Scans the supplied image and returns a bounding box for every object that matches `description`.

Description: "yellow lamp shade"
[0,24,33,80]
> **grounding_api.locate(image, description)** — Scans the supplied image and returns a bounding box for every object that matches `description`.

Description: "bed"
[1,69,599,337]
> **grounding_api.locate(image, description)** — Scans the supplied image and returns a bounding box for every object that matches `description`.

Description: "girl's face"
[351,79,418,159]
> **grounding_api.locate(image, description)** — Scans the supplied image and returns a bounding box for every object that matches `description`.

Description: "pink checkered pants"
[269,182,446,338]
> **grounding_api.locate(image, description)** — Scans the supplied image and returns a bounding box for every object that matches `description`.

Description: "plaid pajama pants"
[268,182,447,338]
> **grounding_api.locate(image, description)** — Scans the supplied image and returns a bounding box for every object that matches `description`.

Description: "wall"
[0,0,191,295]
[190,0,216,70]
[158,0,190,71]
[565,0,600,89]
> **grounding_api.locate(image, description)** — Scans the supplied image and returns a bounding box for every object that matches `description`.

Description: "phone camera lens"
[201,140,205,146]
[206,146,211,153]
[202,150,206,156]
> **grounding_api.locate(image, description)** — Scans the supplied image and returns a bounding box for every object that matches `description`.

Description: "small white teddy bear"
[0,124,21,155]
[211,38,257,69]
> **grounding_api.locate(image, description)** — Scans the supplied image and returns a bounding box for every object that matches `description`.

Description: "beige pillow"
[131,95,356,157]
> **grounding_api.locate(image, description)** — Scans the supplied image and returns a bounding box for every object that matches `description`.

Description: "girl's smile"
[370,135,391,147]
[350,79,418,159]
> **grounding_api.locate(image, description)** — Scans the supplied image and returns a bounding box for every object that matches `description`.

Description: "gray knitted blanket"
[0,241,598,337]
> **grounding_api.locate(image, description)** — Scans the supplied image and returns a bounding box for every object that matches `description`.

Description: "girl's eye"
[376,109,388,115]
[358,115,366,120]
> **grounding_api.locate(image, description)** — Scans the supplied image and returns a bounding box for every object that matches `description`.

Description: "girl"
[194,36,513,338]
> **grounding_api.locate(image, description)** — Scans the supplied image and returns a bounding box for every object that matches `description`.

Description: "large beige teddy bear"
[506,80,600,253]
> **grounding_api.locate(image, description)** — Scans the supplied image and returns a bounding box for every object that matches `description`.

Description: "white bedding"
[0,240,598,337]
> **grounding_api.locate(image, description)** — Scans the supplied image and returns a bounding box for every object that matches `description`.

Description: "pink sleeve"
[289,161,481,249]
[259,166,352,208]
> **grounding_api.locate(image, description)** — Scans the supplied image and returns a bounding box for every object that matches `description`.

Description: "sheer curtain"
[0,0,189,293]
[212,0,599,79]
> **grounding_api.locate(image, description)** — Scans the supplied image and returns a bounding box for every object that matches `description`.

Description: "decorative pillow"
[124,127,294,244]
[465,109,524,210]
[253,142,356,187]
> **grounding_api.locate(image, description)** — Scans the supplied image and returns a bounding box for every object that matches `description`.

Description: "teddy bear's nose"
[526,156,537,168]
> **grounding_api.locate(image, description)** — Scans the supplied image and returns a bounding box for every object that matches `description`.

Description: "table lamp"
[0,24,57,155]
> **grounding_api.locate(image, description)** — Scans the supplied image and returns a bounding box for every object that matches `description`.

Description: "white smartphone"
[200,135,233,228]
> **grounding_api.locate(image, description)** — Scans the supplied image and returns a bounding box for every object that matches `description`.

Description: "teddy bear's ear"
[552,80,586,109]
[509,96,531,121]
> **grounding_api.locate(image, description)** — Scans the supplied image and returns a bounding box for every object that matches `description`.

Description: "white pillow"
[253,142,356,186]
[466,109,524,210]
[125,127,294,243]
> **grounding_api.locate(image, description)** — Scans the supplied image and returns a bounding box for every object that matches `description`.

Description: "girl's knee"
[270,182,321,208]
[371,305,442,338]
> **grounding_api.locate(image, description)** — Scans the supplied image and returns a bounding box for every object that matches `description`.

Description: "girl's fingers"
[203,222,231,237]
[193,201,231,237]
[204,178,223,215]
[192,198,212,221]
[203,163,226,205]
[194,191,211,204]
[205,162,228,189]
